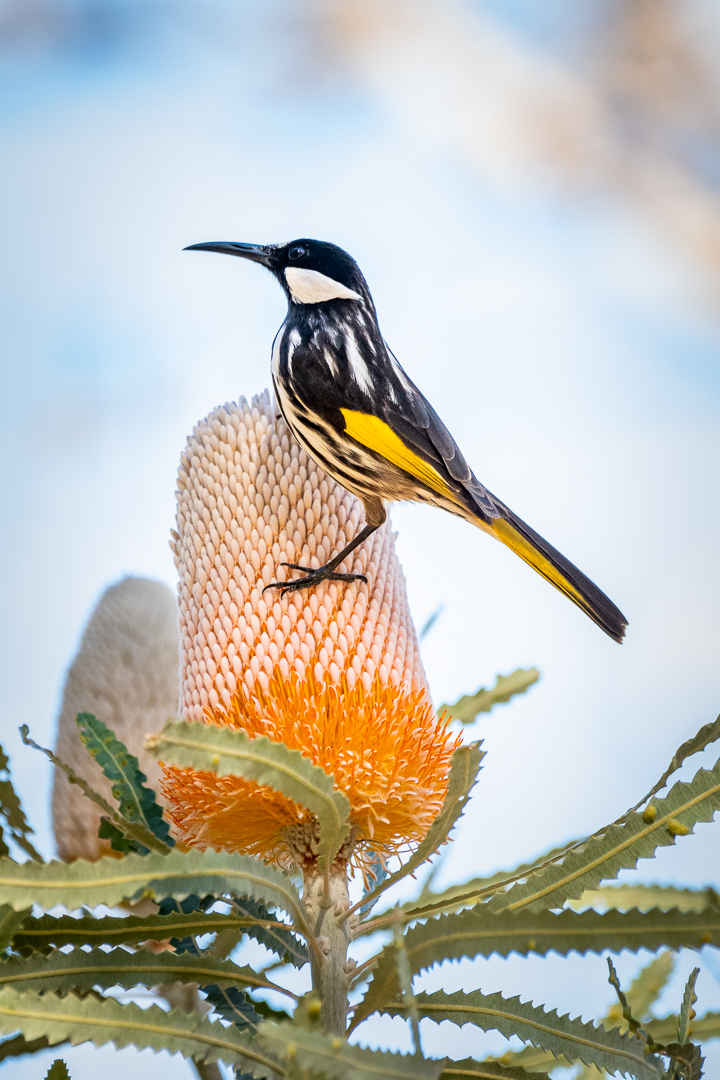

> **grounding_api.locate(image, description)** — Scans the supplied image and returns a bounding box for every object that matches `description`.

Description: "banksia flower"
[162,390,461,868]
[52,576,180,862]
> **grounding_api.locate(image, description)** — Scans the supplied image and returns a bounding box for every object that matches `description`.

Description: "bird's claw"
[262,567,368,597]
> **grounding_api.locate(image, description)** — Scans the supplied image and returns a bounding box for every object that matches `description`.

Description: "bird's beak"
[183,241,274,267]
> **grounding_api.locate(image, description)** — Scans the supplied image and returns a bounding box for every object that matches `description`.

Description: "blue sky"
[1,2,719,1075]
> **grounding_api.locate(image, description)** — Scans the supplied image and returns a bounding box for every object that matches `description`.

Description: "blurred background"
[1,0,720,1075]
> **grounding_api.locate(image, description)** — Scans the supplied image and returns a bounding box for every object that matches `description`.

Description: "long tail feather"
[488,509,627,642]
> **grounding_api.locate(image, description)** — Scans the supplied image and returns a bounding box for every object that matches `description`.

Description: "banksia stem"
[52,577,179,862]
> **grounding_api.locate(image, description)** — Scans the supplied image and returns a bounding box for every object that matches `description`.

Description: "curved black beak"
[183,241,274,267]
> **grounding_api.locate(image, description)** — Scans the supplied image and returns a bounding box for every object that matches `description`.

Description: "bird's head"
[184,237,369,307]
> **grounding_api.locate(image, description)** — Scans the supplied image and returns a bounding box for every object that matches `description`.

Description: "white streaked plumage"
[285,266,363,305]
[344,328,373,393]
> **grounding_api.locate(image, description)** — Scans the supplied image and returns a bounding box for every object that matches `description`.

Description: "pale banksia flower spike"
[52,576,180,862]
[162,390,462,868]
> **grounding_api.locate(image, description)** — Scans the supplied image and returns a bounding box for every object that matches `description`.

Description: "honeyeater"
[186,237,627,642]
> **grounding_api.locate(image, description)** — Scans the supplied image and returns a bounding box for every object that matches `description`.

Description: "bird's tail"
[484,506,627,643]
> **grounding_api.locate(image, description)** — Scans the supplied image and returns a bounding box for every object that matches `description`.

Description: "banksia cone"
[52,576,180,862]
[162,390,461,867]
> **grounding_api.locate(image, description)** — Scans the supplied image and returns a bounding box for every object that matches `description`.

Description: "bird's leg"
[263,523,379,596]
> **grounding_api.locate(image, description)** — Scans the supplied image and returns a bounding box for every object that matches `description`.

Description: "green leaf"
[409,721,720,923]
[569,885,719,913]
[351,908,719,1032]
[0,1033,66,1062]
[0,947,297,1000]
[97,817,147,856]
[645,1012,720,1046]
[149,720,350,868]
[620,952,677,1030]
[45,1061,71,1080]
[0,746,42,863]
[382,989,663,1080]
[631,714,720,815]
[0,904,31,951]
[403,840,582,921]
[499,955,677,1079]
[19,727,170,856]
[211,900,308,968]
[203,986,262,1031]
[0,987,281,1076]
[439,669,539,724]
[677,968,700,1046]
[405,757,720,921]
[485,758,720,914]
[663,1042,704,1080]
[352,742,485,923]
[75,713,174,849]
[0,849,310,941]
[14,909,298,952]
[256,1021,441,1080]
[440,1062,550,1080]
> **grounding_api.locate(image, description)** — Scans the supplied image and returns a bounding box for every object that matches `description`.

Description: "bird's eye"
[288,246,307,261]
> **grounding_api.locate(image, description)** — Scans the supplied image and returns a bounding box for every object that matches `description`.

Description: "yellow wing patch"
[340,409,454,500]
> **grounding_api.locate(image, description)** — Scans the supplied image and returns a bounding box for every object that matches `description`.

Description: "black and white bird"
[185,237,627,643]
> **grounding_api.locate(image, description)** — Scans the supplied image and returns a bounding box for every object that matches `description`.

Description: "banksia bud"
[162,390,461,868]
[52,577,180,862]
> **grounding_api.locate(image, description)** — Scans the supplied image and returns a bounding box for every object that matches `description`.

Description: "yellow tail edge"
[490,517,627,643]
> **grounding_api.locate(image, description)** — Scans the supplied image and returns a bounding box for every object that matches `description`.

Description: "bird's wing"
[339,353,501,522]
[337,355,628,642]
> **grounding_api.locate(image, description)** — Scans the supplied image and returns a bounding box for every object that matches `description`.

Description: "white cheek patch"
[285,266,362,305]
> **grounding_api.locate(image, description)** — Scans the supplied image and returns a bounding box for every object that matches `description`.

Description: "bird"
[185,237,627,642]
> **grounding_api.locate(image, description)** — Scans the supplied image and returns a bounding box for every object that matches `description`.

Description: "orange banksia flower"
[162,390,461,866]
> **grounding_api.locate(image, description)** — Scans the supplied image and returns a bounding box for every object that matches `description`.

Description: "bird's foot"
[262,561,367,597]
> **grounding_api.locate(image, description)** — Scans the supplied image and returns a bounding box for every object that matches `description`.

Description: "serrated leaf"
[0,849,310,941]
[353,742,485,922]
[500,957,691,1080]
[45,1061,71,1080]
[256,1021,441,1080]
[0,904,31,951]
[203,986,262,1031]
[149,721,350,867]
[410,724,720,924]
[440,1062,550,1080]
[663,1041,704,1080]
[14,910,295,952]
[569,885,719,913]
[0,746,41,863]
[98,817,148,856]
[76,713,174,849]
[633,714,720,814]
[677,968,700,1045]
[0,1033,66,1061]
[439,669,539,724]
[622,953,676,1029]
[0,987,281,1076]
[403,840,581,921]
[645,1012,720,1045]
[211,900,307,968]
[382,989,663,1079]
[424,758,720,918]
[0,947,295,1000]
[19,727,169,856]
[351,908,719,1032]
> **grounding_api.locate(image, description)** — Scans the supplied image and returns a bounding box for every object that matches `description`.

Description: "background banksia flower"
[52,576,180,862]
[162,390,461,867]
